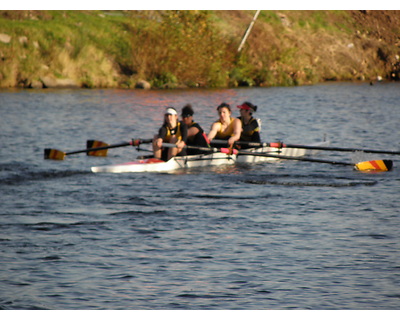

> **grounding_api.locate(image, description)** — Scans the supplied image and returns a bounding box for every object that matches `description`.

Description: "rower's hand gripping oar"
[220,149,393,172]
[211,139,400,156]
[44,138,153,160]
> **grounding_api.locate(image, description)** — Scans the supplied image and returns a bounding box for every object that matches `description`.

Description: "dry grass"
[0,10,399,88]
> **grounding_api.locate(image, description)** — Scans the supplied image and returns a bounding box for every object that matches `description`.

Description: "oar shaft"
[237,151,354,166]
[66,141,132,155]
[282,144,400,155]
[212,139,400,155]
[211,139,266,147]
[69,138,153,155]
[44,138,154,159]
[162,143,219,153]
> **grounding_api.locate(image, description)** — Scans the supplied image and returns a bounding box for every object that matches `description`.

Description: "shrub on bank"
[0,10,399,89]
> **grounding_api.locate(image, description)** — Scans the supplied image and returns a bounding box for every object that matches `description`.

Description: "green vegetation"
[0,10,399,89]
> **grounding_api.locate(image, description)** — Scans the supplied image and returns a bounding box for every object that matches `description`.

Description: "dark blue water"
[1,83,400,309]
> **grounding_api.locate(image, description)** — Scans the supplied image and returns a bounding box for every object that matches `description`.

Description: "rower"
[207,102,242,148]
[237,101,261,146]
[153,107,188,161]
[181,104,210,155]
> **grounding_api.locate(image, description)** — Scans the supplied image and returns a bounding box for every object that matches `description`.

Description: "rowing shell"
[91,141,330,173]
[91,151,236,173]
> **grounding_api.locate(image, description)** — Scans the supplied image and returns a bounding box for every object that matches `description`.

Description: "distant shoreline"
[1,10,399,89]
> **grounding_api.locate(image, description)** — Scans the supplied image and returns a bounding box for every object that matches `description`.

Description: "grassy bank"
[0,10,399,89]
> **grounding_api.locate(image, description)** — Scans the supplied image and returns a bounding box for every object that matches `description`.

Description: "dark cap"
[181,104,194,117]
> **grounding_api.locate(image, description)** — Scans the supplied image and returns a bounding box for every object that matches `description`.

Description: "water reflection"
[1,83,400,309]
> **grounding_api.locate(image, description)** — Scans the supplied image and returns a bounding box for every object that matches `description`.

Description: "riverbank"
[0,10,399,89]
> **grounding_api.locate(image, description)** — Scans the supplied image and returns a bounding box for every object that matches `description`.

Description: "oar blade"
[355,159,393,172]
[44,148,66,160]
[86,140,109,157]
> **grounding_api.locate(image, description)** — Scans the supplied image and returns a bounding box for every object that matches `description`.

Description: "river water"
[1,82,400,310]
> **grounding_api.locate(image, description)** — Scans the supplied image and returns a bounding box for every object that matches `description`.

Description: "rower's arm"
[180,122,188,143]
[158,126,167,140]
[188,126,200,138]
[207,122,219,141]
[251,131,261,142]
[231,118,242,141]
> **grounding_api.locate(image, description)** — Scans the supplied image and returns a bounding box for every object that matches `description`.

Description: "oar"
[223,149,393,172]
[273,143,400,155]
[162,143,234,155]
[44,138,153,160]
[211,139,400,155]
[85,140,111,157]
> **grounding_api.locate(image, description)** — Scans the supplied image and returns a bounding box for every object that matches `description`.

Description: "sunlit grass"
[0,10,398,88]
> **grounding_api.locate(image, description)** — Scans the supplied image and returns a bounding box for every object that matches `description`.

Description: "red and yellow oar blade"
[86,140,109,157]
[355,159,393,172]
[44,148,66,160]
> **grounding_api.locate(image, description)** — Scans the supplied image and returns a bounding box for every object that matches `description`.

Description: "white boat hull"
[91,141,330,173]
[91,152,236,173]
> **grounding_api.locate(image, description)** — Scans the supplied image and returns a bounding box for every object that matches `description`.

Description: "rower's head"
[165,107,178,124]
[217,103,231,121]
[237,102,257,116]
[181,104,194,125]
